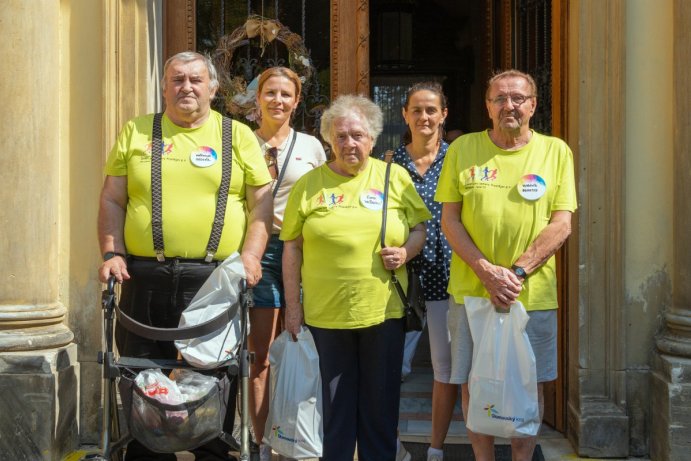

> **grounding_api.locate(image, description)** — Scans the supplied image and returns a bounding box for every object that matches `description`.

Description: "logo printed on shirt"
[317,192,346,208]
[466,165,498,183]
[190,146,218,167]
[479,166,498,181]
[360,189,384,211]
[144,141,174,155]
[465,165,512,191]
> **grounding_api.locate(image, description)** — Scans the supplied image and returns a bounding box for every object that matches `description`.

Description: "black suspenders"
[151,113,233,262]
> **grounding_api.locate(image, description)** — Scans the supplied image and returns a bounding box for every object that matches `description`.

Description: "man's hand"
[98,256,130,284]
[98,175,129,283]
[241,252,262,287]
[477,261,523,308]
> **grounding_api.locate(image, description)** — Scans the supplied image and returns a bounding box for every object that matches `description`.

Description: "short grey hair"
[161,51,219,92]
[485,69,537,100]
[320,94,383,146]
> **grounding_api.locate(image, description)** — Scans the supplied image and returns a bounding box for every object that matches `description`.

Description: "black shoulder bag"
[380,151,426,332]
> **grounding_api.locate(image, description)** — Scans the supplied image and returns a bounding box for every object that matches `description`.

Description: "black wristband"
[103,251,126,261]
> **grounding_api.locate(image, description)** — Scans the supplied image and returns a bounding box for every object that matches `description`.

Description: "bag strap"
[151,114,233,262]
[380,151,410,308]
[380,151,392,248]
[272,129,297,199]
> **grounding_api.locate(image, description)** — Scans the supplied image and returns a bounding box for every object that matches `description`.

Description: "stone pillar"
[651,2,691,460]
[566,1,630,457]
[0,1,78,460]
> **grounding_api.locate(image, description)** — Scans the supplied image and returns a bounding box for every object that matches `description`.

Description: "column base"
[0,344,79,460]
[0,303,73,351]
[567,397,629,458]
[651,353,691,461]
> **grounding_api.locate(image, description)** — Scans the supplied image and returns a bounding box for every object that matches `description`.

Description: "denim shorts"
[448,299,558,384]
[252,234,284,308]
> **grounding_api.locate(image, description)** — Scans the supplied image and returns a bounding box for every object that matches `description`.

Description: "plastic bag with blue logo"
[264,327,323,459]
[464,296,540,438]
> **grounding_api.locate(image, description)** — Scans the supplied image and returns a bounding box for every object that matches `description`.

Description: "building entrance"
[165,0,567,434]
[368,0,566,433]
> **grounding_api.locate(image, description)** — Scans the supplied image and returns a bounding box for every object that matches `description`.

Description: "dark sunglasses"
[264,146,278,179]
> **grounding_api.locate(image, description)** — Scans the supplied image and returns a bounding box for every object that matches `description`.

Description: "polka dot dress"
[379,143,452,301]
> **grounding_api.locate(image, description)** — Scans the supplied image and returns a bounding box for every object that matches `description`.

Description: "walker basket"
[117,372,231,453]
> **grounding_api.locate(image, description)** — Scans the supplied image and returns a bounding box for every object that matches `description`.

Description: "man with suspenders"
[97,51,272,461]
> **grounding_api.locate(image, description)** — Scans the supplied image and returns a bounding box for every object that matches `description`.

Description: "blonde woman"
[250,67,326,461]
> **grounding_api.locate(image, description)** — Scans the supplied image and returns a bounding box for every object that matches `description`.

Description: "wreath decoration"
[214,15,315,122]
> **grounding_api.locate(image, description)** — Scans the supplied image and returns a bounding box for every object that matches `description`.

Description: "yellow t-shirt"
[280,159,432,329]
[435,130,577,310]
[105,111,272,259]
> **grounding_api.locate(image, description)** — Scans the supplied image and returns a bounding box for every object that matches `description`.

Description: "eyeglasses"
[264,146,278,179]
[487,94,534,107]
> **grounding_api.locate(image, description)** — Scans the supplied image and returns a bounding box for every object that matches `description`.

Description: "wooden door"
[489,0,569,432]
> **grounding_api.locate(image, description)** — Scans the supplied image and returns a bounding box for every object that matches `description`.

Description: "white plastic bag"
[171,368,219,402]
[175,252,245,368]
[134,368,188,421]
[135,369,186,405]
[264,328,323,459]
[135,368,220,404]
[464,296,540,438]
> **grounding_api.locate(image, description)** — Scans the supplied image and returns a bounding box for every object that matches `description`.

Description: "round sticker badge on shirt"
[190,146,218,167]
[518,174,546,200]
[360,189,384,211]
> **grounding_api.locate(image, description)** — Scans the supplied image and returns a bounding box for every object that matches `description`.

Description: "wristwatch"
[103,251,126,261]
[511,264,527,279]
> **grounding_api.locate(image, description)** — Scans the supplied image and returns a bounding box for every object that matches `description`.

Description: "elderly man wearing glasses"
[435,69,577,461]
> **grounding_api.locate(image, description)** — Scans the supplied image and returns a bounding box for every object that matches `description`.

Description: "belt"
[128,255,219,264]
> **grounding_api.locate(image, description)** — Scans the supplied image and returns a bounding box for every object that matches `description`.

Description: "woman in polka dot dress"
[391,82,455,461]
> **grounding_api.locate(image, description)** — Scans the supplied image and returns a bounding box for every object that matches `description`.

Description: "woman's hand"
[241,252,263,287]
[285,301,304,339]
[380,246,407,271]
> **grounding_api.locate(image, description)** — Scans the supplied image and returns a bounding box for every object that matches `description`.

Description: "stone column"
[651,2,691,460]
[566,1,630,457]
[0,1,78,460]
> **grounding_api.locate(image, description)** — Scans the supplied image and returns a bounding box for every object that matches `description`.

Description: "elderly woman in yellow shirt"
[281,94,431,461]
